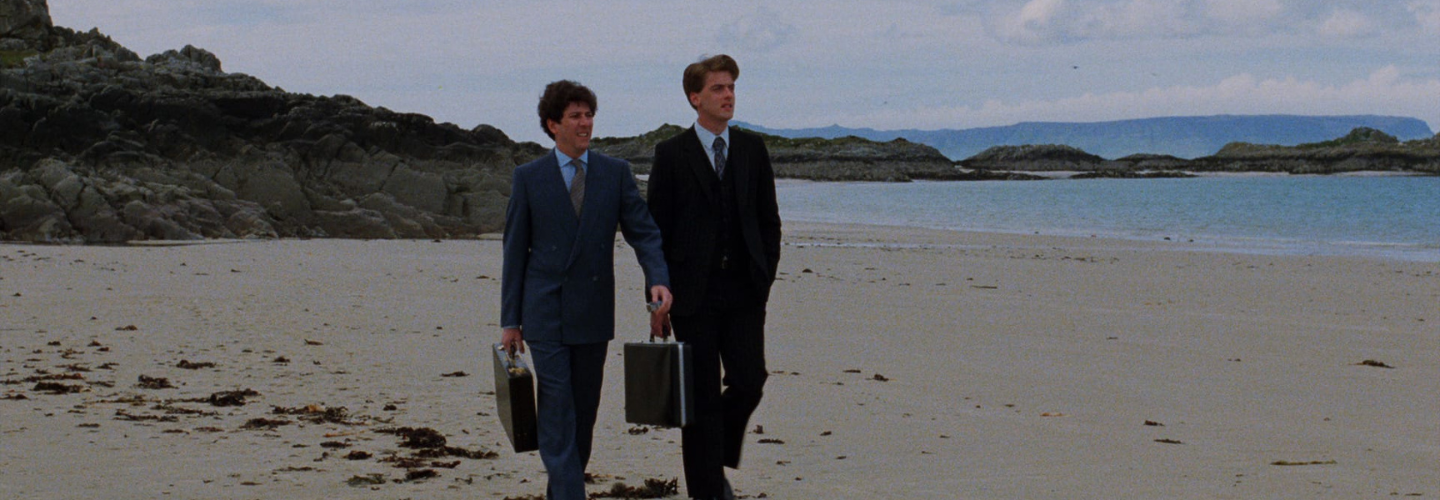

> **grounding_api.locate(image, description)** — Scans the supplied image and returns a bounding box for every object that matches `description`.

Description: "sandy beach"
[1,223,1435,499]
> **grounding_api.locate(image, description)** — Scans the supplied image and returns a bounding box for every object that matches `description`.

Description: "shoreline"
[774,170,1439,183]
[781,220,1440,264]
[4,217,1437,263]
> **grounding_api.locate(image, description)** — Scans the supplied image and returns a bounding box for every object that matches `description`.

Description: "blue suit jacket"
[501,150,669,344]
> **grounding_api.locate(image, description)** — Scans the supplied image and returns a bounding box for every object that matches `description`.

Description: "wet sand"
[1,223,1435,498]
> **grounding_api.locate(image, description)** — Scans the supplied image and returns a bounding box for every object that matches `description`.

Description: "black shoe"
[688,479,735,500]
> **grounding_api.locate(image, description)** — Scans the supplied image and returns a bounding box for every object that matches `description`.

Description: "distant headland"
[960,126,1440,177]
[595,124,1440,181]
[737,115,1436,160]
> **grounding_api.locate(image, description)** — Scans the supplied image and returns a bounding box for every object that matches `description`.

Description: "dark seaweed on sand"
[591,478,680,498]
[136,375,174,389]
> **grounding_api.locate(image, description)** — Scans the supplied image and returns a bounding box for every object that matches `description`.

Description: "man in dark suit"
[646,55,781,500]
[501,80,673,500]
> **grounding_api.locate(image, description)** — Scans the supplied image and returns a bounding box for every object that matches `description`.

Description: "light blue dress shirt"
[692,123,730,173]
[554,149,589,187]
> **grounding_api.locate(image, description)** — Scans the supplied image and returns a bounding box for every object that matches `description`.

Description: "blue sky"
[49,0,1440,145]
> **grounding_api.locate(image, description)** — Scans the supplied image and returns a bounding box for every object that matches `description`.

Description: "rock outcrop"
[962,144,1108,171]
[593,124,976,182]
[958,129,1440,176]
[1,1,540,243]
[1190,128,1440,174]
[0,0,47,40]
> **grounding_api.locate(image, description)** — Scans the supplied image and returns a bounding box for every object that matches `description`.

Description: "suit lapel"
[532,153,585,270]
[537,153,580,225]
[679,128,719,206]
[730,131,750,208]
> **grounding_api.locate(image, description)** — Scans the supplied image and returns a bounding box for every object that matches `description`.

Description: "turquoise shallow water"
[776,175,1440,262]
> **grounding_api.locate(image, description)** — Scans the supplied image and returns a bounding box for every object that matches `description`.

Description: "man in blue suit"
[500,80,672,500]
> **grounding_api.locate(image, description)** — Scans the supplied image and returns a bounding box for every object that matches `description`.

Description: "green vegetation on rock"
[0,49,38,68]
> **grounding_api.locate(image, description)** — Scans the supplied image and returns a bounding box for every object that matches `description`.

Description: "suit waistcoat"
[714,166,750,271]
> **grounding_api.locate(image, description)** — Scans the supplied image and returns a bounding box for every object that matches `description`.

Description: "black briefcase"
[492,344,538,453]
[624,337,694,427]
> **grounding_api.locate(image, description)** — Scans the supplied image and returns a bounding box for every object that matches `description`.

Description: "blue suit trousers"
[528,340,608,500]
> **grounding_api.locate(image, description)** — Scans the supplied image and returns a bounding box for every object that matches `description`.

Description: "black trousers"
[671,302,768,498]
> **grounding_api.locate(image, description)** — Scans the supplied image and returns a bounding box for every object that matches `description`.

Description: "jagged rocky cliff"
[1,1,541,243]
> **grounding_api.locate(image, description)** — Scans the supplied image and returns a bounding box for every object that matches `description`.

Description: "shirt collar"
[693,122,730,153]
[554,148,588,168]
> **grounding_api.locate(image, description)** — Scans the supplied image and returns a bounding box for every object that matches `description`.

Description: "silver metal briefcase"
[623,337,694,427]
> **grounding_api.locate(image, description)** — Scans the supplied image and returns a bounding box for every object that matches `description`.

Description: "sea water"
[776,175,1440,262]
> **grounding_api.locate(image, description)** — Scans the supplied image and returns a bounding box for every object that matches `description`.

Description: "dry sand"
[1,223,1435,499]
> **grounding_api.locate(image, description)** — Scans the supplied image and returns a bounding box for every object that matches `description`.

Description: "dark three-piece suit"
[647,126,782,498]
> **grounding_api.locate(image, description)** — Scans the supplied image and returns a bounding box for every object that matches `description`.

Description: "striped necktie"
[712,136,726,178]
[569,159,585,215]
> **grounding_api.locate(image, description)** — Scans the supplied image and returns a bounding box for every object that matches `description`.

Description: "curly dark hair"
[537,80,598,139]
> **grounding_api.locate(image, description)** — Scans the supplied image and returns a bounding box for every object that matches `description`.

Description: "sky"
[47,0,1440,145]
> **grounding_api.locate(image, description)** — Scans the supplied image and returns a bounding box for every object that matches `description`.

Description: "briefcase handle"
[645,301,674,342]
[645,323,677,342]
[494,342,520,364]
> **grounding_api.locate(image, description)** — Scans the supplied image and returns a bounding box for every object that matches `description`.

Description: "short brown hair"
[682,54,739,104]
[537,80,597,139]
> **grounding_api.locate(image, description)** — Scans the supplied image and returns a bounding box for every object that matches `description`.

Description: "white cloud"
[1014,0,1066,28]
[717,6,799,53]
[989,0,1426,44]
[852,66,1440,132]
[1408,1,1440,32]
[994,0,1078,44]
[1318,8,1378,38]
[1202,0,1284,25]
[993,0,1237,45]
